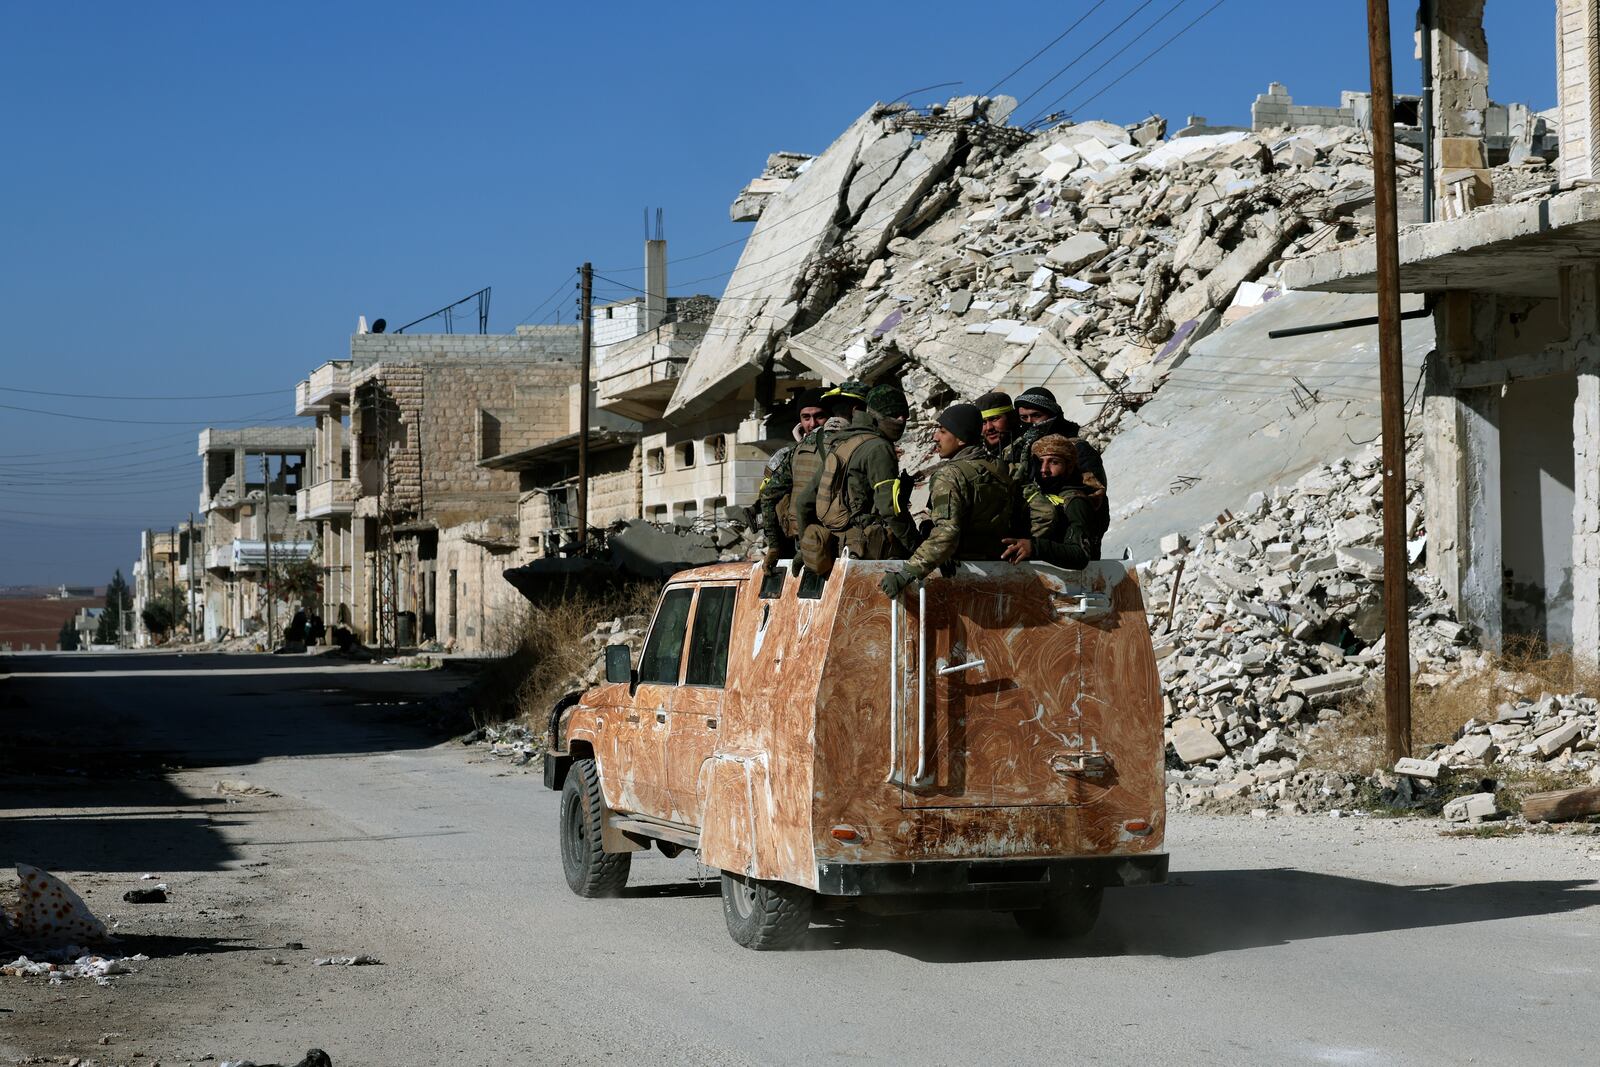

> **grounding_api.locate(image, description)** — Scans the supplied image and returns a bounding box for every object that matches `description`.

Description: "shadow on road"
[800,867,1600,961]
[1,651,476,874]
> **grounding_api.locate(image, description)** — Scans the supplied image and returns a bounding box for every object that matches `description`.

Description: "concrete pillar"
[1558,0,1600,184]
[1571,266,1600,666]
[1431,0,1492,214]
[1428,292,1504,646]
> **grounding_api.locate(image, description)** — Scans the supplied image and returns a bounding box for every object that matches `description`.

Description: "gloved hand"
[879,568,917,599]
[762,547,783,573]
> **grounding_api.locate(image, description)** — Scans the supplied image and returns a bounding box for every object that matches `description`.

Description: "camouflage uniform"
[794,410,913,558]
[900,444,1015,580]
[758,434,812,553]
[1023,483,1098,569]
[1004,417,1108,490]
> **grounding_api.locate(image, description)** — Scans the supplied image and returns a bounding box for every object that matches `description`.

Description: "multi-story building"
[131,523,202,646]
[299,324,594,652]
[197,426,315,641]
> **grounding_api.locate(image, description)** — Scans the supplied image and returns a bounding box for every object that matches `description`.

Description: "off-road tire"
[560,758,630,897]
[720,871,813,950]
[1012,884,1103,939]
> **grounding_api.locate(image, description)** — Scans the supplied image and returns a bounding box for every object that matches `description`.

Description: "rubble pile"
[703,95,1449,461]
[1143,442,1600,816]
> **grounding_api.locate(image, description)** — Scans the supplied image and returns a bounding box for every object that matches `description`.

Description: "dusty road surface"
[2,651,1598,1066]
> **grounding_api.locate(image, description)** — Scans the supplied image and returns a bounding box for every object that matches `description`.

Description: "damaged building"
[196,426,315,640]
[293,324,605,651]
[1284,0,1599,665]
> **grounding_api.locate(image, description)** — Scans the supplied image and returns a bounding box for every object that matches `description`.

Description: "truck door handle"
[1050,751,1113,780]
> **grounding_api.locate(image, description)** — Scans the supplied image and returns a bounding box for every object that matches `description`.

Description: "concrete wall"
[436,524,524,653]
[1559,0,1599,183]
[516,446,641,558]
[1500,373,1579,645]
[641,411,769,522]
[350,327,578,368]
[1250,83,1357,131]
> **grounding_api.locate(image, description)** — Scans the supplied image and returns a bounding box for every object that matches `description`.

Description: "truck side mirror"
[604,643,633,685]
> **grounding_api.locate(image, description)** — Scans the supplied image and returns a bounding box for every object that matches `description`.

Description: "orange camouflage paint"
[555,557,1165,893]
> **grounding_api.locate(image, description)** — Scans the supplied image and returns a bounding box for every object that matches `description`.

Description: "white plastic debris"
[313,954,382,966]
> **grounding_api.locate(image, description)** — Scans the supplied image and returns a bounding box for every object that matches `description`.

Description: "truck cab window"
[637,588,694,684]
[684,586,738,687]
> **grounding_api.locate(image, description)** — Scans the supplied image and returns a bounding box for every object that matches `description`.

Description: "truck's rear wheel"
[1012,884,1102,938]
[719,871,813,950]
[560,758,630,897]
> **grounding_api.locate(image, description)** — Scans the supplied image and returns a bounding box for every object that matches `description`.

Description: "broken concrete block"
[1171,717,1226,764]
[1459,734,1498,762]
[1393,757,1444,781]
[1288,670,1364,698]
[1443,792,1498,824]
[1159,533,1188,556]
[1043,233,1108,272]
[1335,546,1384,579]
[1535,721,1582,758]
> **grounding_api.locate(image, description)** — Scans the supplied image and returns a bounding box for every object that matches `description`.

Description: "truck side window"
[637,588,694,685]
[684,586,738,687]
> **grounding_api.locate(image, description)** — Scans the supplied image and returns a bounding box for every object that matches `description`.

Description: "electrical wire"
[1021,0,1185,129]
[1011,0,1158,119]
[980,0,1111,99]
[0,384,285,402]
[1049,0,1230,125]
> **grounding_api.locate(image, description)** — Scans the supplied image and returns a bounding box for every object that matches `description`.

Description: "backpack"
[814,432,873,532]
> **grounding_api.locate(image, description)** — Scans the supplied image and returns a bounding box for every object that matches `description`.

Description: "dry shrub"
[511,584,659,726]
[1302,637,1600,775]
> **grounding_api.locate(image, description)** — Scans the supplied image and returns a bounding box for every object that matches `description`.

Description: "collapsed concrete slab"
[667,110,879,419]
[1102,290,1431,562]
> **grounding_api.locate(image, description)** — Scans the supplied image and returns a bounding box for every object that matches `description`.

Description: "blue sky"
[0,1,1556,586]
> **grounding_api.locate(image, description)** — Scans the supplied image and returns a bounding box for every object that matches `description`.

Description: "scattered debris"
[1,951,150,986]
[216,779,278,797]
[121,885,168,904]
[312,954,381,966]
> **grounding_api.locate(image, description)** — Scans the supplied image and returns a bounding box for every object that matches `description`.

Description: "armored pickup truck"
[543,557,1167,950]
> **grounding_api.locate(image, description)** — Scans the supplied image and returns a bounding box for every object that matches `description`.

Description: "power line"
[1022,0,1190,129]
[980,0,1111,98]
[0,384,286,402]
[1050,0,1229,124]
[0,401,303,427]
[1011,0,1158,119]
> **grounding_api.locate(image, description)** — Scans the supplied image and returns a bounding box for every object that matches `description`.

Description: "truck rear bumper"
[815,853,1168,897]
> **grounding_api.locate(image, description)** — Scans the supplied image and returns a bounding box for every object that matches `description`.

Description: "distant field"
[0,597,101,651]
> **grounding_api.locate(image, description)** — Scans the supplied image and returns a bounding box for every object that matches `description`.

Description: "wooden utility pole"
[262,454,276,646]
[1367,0,1413,763]
[168,525,178,635]
[577,262,593,553]
[188,512,199,642]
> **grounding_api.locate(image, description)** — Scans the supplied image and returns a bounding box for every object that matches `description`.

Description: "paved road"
[3,652,1599,1066]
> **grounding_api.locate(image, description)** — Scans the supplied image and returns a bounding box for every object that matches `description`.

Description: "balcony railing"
[296,478,356,520]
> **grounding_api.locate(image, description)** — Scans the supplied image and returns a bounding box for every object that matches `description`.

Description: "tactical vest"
[813,432,874,532]
[948,455,1015,560]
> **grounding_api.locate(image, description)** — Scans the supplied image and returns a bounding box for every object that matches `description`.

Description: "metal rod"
[578,263,593,554]
[887,592,900,783]
[262,453,275,648]
[916,584,930,783]
[1367,0,1413,764]
[1267,305,1431,339]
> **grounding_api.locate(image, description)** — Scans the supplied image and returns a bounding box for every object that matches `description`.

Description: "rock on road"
[2,651,1598,1066]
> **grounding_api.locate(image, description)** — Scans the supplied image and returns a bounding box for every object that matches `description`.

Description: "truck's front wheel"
[560,758,630,897]
[1012,884,1102,939]
[720,871,813,950]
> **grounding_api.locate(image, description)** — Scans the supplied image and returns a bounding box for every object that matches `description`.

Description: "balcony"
[296,361,352,416]
[595,322,705,421]
[296,478,356,520]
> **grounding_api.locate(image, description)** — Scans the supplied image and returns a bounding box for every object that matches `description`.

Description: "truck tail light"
[831,825,862,843]
[1123,820,1152,835]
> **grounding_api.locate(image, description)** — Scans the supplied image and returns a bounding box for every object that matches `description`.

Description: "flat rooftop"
[1280,189,1600,299]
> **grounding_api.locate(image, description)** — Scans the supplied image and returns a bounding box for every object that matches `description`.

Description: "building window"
[674,501,697,523]
[706,434,727,464]
[648,448,665,474]
[704,496,727,520]
[674,442,695,469]
[646,504,668,523]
